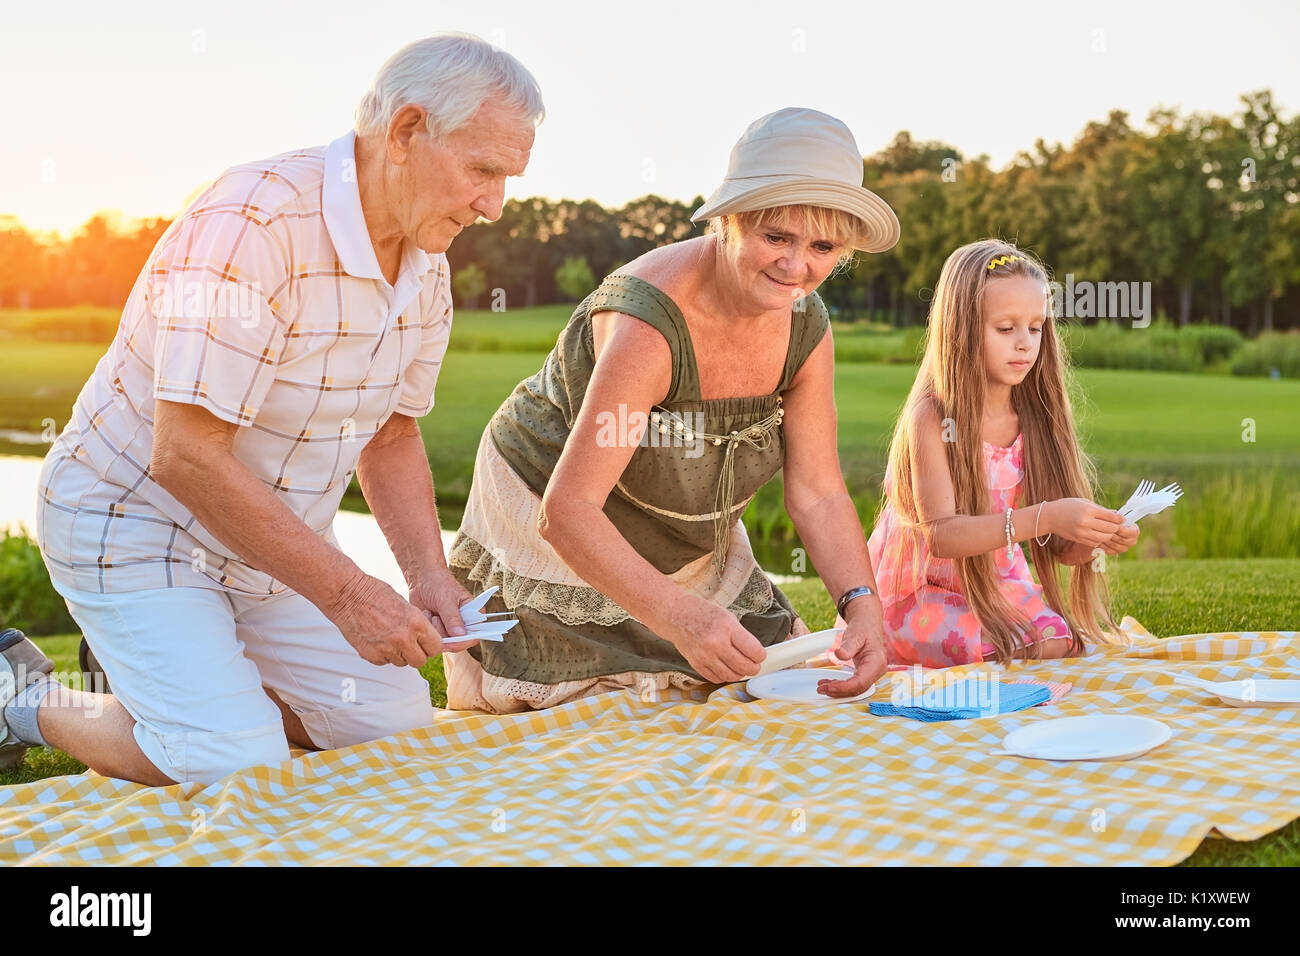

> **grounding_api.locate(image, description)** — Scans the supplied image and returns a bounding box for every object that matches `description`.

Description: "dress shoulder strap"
[780,290,831,391]
[584,273,700,402]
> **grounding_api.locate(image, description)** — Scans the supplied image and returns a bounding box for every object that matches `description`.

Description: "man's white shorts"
[56,583,435,785]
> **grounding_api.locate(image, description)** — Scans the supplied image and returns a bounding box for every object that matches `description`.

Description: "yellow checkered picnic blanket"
[2,618,1298,865]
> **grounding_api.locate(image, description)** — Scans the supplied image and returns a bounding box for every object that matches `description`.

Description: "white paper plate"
[1189,679,1300,708]
[746,667,875,704]
[755,628,844,677]
[1000,715,1172,761]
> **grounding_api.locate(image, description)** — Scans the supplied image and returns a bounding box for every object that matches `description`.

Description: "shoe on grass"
[0,628,56,770]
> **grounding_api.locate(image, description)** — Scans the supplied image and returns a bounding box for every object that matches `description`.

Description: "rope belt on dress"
[649,396,785,579]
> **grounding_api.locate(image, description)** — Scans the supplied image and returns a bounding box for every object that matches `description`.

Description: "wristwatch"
[836,585,876,620]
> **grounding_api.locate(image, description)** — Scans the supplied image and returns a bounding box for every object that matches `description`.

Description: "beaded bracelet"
[1004,508,1016,559]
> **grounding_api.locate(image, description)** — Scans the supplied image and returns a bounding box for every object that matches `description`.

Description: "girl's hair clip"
[987,254,1024,271]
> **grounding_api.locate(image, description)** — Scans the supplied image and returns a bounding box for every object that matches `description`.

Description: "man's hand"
[327,572,448,667]
[409,567,478,651]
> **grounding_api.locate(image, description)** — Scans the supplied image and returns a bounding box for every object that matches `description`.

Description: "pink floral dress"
[866,433,1070,667]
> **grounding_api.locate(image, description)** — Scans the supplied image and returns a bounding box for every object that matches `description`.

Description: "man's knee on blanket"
[139,720,291,786]
[149,690,435,782]
[293,690,436,750]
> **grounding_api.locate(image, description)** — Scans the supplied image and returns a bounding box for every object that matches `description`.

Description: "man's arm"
[150,399,447,668]
[355,412,470,639]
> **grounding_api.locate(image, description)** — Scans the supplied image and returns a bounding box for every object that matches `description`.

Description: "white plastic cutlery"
[1172,674,1226,693]
[459,586,500,624]
[463,587,519,641]
[435,586,521,645]
[1117,480,1183,525]
[1118,480,1153,516]
[464,619,519,635]
[441,621,517,644]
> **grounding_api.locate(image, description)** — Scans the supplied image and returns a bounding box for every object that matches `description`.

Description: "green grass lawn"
[3,557,1296,865]
[446,303,574,352]
[0,342,106,454]
[410,352,552,514]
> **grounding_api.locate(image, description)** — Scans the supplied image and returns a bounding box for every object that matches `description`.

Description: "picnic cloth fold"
[868,680,1051,721]
[2,618,1299,865]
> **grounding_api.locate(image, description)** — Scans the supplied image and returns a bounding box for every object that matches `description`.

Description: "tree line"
[2,90,1295,334]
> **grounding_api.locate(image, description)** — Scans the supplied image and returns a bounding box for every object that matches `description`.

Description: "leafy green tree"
[5,98,1297,333]
[554,255,595,302]
[453,263,487,309]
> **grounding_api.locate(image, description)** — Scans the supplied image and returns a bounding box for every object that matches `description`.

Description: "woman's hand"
[821,602,889,698]
[1046,498,1125,548]
[661,597,767,684]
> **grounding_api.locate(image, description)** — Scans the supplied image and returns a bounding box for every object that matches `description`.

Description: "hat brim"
[690,179,900,253]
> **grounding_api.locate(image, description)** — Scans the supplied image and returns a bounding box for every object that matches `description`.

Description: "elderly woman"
[444,108,900,713]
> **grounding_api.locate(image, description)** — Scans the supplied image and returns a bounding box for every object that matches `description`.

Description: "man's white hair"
[354,33,544,141]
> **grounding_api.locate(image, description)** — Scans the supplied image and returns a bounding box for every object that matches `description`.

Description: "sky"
[2,0,1298,235]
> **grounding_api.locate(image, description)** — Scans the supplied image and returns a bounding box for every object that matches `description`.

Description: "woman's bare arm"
[537,310,767,683]
[780,327,888,696]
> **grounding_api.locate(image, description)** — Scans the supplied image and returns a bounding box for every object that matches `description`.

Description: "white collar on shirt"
[322,130,433,285]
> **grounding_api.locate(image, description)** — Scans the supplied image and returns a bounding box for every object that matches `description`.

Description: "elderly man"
[0,34,543,786]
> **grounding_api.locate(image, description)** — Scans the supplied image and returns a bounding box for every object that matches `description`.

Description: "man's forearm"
[157,445,364,614]
[356,421,448,591]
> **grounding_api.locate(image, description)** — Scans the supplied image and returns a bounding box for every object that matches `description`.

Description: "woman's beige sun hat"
[691,107,901,253]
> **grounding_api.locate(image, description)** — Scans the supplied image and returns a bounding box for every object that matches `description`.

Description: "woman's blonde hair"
[883,238,1118,664]
[707,204,861,271]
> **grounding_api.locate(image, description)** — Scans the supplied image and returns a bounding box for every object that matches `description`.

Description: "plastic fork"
[459,586,499,617]
[1118,479,1153,516]
[1118,480,1183,524]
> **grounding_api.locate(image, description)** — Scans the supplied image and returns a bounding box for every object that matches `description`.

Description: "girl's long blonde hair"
[884,238,1117,663]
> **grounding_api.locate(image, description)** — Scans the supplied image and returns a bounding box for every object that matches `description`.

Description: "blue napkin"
[868,679,1050,721]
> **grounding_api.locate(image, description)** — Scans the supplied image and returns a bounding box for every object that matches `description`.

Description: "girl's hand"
[662,597,767,684]
[1047,498,1125,548]
[1099,521,1140,556]
[821,605,889,698]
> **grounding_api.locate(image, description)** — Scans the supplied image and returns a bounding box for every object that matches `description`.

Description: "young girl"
[866,239,1138,667]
